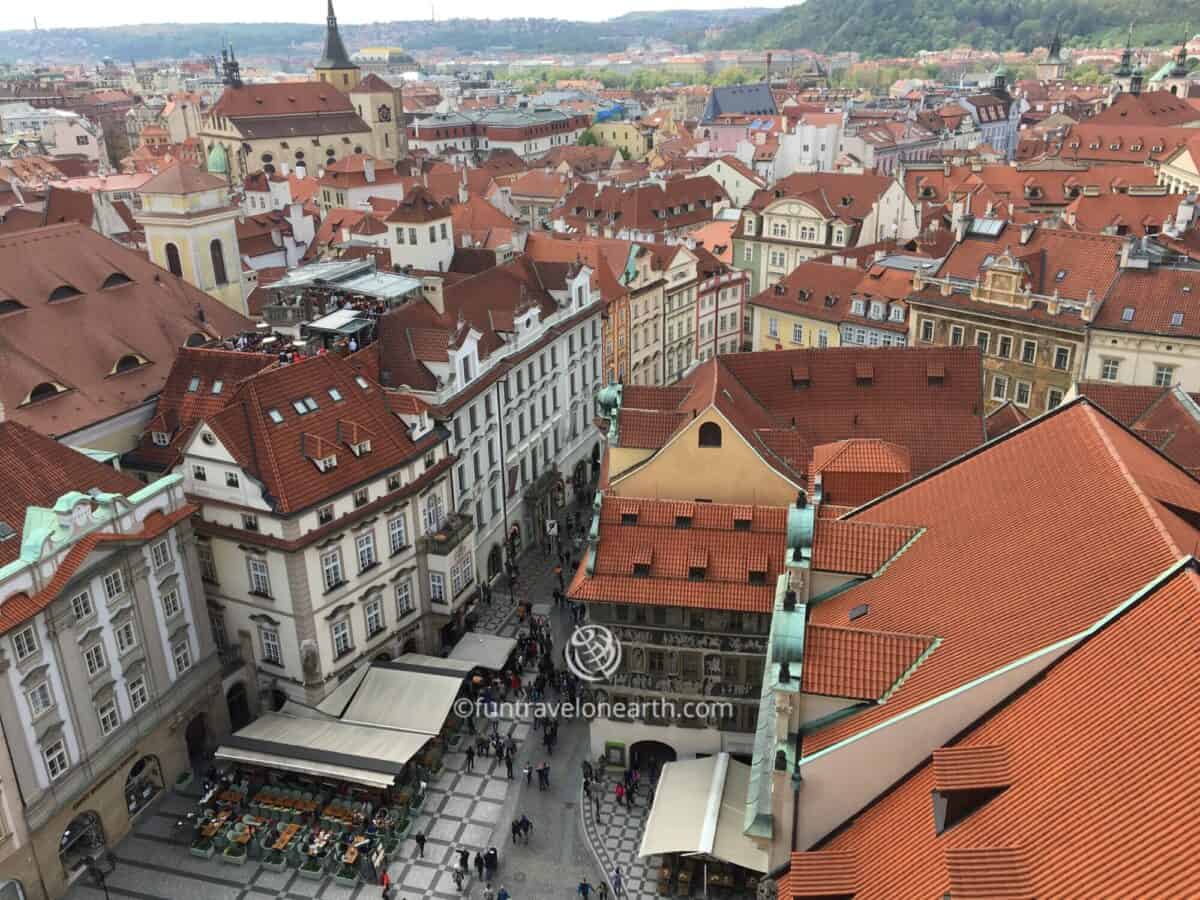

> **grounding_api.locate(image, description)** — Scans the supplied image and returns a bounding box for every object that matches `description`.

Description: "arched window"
[24,382,66,405]
[101,272,132,289]
[164,242,183,278]
[698,422,722,448]
[114,354,145,374]
[210,239,228,286]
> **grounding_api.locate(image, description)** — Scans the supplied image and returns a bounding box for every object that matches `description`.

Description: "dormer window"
[1122,307,1135,322]
[889,305,905,322]
[48,284,82,302]
[851,299,865,315]
[733,517,752,532]
[675,515,692,529]
[315,454,338,472]
[688,566,706,581]
[748,569,767,585]
[351,439,372,456]
[620,512,638,526]
[187,376,200,392]
[633,563,651,578]
[152,431,170,447]
[101,272,132,289]
[211,379,224,394]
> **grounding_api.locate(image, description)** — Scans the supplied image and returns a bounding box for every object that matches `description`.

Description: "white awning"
[448,632,518,671]
[214,712,429,790]
[340,665,465,736]
[638,753,769,873]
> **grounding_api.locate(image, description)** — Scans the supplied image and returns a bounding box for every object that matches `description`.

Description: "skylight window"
[267,408,284,424]
[303,396,318,411]
[1055,270,1067,282]
[355,376,370,389]
[187,376,200,392]
[1121,307,1135,322]
[1171,312,1184,327]
[211,379,224,394]
[329,387,343,401]
[292,400,309,414]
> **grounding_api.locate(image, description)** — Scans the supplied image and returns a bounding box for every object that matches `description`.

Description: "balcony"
[420,513,474,556]
[218,644,246,677]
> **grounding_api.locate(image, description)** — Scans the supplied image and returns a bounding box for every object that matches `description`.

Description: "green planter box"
[263,851,287,872]
[189,840,215,860]
[298,860,325,881]
[334,864,359,887]
[220,846,248,866]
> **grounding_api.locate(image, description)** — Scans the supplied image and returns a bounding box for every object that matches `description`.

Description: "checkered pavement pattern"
[582,778,659,899]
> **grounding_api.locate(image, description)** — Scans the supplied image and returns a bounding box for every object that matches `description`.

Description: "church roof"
[315,0,356,71]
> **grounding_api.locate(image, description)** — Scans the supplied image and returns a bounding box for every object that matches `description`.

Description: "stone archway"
[59,811,105,878]
[184,713,208,764]
[226,682,251,731]
[629,740,676,775]
[487,544,504,579]
[125,755,163,817]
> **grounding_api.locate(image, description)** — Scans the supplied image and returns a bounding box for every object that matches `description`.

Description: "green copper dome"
[206,142,229,175]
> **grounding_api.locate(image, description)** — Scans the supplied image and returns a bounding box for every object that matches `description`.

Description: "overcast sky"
[2,0,785,31]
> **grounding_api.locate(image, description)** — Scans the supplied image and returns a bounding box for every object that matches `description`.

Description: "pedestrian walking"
[583,778,592,798]
[415,830,426,857]
[592,792,601,820]
[519,814,532,844]
[578,880,593,898]
[614,783,625,807]
[510,818,521,843]
[505,755,514,779]
[598,879,610,900]
[483,885,495,900]
[524,763,533,785]
[485,846,499,881]
[466,745,475,772]
[612,867,624,897]
[452,868,465,892]
[458,848,470,873]
[542,761,550,788]
[497,887,510,900]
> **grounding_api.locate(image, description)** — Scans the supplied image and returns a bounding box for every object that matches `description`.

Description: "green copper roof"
[206,142,229,175]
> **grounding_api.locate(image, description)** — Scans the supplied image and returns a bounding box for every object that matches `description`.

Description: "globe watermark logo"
[565,624,622,682]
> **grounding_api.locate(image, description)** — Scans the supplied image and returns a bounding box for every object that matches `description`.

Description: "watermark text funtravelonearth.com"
[453,697,736,722]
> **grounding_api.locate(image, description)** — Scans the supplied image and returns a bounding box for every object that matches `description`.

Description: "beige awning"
[638,753,769,873]
[340,665,465,735]
[214,712,429,790]
[449,632,518,670]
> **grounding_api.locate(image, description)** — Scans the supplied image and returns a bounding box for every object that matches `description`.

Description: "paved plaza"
[62,503,738,900]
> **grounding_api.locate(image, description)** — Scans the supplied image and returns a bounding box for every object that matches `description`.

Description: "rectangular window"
[225,471,239,488]
[198,544,218,581]
[1015,381,1032,407]
[976,331,990,354]
[791,323,803,344]
[70,589,94,622]
[128,676,148,712]
[321,549,345,591]
[173,639,192,674]
[430,571,445,603]
[991,375,1009,401]
[1154,364,1175,387]
[767,317,778,338]
[318,504,334,525]
[1047,388,1064,410]
[743,244,752,262]
[115,621,137,655]
[950,325,964,346]
[103,569,125,601]
[1053,346,1071,371]
[356,531,377,572]
[353,487,369,507]
[247,556,271,596]
[241,513,258,532]
[818,330,829,349]
[260,625,282,665]
[1101,358,1120,381]
[396,579,414,617]
[920,319,935,342]
[450,555,474,596]
[151,540,171,570]
[388,515,408,554]
[1021,340,1037,365]
[98,700,120,736]
[43,740,68,781]
[27,681,53,718]
[84,642,106,677]
[997,335,1012,359]
[387,473,402,491]
[332,619,353,657]
[192,464,207,482]
[365,599,385,637]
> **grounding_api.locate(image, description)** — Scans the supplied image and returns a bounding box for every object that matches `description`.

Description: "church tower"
[314,0,361,92]
[1036,29,1068,81]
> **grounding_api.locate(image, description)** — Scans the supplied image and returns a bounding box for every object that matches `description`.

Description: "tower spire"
[315,0,355,71]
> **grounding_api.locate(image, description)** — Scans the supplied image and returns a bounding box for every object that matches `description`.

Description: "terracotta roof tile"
[1093,265,1200,336]
[568,497,787,612]
[778,850,858,899]
[801,624,936,700]
[931,745,1012,791]
[984,401,1029,439]
[811,518,920,575]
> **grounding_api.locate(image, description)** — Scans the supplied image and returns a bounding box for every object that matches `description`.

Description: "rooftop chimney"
[779,661,791,684]
[363,157,376,184]
[783,589,797,611]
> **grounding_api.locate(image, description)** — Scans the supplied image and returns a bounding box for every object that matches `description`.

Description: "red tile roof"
[384,185,451,224]
[803,398,1200,757]
[807,557,1200,899]
[211,81,356,119]
[567,497,787,612]
[1092,265,1200,337]
[0,223,251,438]
[203,353,435,514]
[0,420,142,566]
[801,624,936,700]
[1071,380,1182,426]
[746,171,895,223]
[141,163,227,195]
[554,176,727,235]
[811,518,920,575]
[931,745,1012,791]
[747,260,861,321]
[1089,90,1200,127]
[984,400,1029,439]
[778,851,858,899]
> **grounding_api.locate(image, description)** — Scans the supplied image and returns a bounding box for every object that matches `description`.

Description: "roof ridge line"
[1081,401,1186,558]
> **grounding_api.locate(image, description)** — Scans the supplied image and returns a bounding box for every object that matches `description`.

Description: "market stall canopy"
[338,662,468,735]
[638,753,769,873]
[449,632,519,671]
[214,712,428,790]
[268,258,423,300]
[307,308,372,336]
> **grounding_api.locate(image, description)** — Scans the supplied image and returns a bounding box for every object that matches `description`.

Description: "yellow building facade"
[592,121,653,161]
